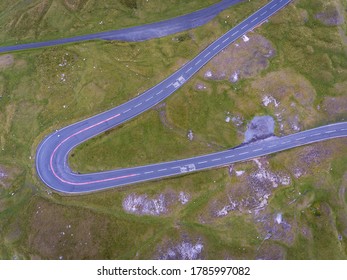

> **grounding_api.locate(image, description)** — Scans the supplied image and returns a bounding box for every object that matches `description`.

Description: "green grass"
[0,0,219,45]
[0,0,346,259]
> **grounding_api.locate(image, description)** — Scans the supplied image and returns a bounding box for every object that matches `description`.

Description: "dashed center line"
[296,137,306,141]
[185,67,193,74]
[146,96,153,102]
[204,52,211,58]
[312,133,321,136]
[123,109,131,113]
[241,24,248,30]
[213,44,220,50]
[231,31,239,36]
[158,168,167,172]
[253,148,263,152]
[134,103,142,108]
[195,59,202,65]
[251,17,259,23]
[261,11,267,16]
[325,130,336,134]
[212,158,221,162]
[225,155,235,159]
[166,84,172,89]
[144,171,154,174]
[198,161,207,164]
[268,144,277,148]
[239,152,249,156]
[222,38,229,43]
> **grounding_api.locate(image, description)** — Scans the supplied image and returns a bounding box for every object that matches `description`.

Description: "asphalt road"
[0,0,243,53]
[31,0,345,194]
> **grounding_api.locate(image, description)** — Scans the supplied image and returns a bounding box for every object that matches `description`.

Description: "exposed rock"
[187,130,194,141]
[123,191,190,216]
[244,116,275,143]
[157,238,204,260]
[202,34,275,82]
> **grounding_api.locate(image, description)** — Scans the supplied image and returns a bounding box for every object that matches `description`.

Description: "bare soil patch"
[202,33,275,82]
[0,55,14,70]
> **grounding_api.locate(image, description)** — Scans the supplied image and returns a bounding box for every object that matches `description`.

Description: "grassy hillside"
[0,0,346,259]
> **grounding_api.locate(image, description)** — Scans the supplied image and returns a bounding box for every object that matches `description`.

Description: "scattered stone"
[123,191,190,216]
[157,238,204,260]
[230,71,239,83]
[195,83,207,91]
[262,95,280,107]
[235,170,245,177]
[242,34,250,42]
[179,192,190,205]
[187,130,194,141]
[225,116,231,123]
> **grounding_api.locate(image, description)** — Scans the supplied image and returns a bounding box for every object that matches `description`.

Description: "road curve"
[0,0,243,53]
[32,0,346,194]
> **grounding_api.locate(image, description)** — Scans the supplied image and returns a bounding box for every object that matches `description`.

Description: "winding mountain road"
[3,0,346,194]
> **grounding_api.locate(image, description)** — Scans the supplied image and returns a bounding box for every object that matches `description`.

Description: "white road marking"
[213,44,220,50]
[123,109,131,113]
[195,59,202,65]
[270,3,278,10]
[198,161,208,164]
[282,141,291,144]
[241,24,248,30]
[146,96,153,102]
[158,168,167,172]
[171,166,181,169]
[312,133,321,136]
[145,171,154,174]
[231,31,239,36]
[239,152,249,155]
[253,148,263,152]
[341,128,347,131]
[269,144,277,148]
[296,137,306,141]
[225,155,235,159]
[204,52,211,58]
[261,11,267,16]
[212,158,221,162]
[134,103,142,108]
[185,67,193,74]
[251,17,259,23]
[222,38,229,43]
[325,130,336,134]
[166,84,172,89]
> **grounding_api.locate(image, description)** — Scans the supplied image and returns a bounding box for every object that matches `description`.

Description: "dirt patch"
[123,191,190,216]
[0,55,14,70]
[256,243,286,260]
[322,96,347,117]
[316,1,345,26]
[0,164,20,189]
[202,33,275,82]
